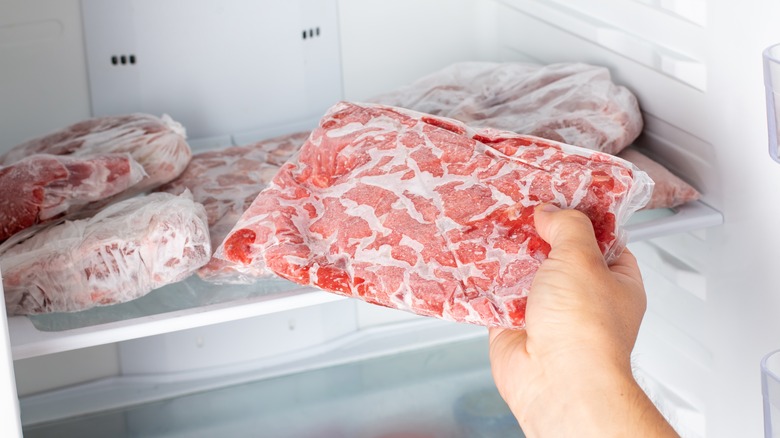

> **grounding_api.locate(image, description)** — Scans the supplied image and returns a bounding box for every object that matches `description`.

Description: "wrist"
[510,362,676,437]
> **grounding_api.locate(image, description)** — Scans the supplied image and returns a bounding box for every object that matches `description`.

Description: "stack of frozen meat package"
[0,113,209,315]
[157,62,700,289]
[0,61,702,317]
[156,131,311,284]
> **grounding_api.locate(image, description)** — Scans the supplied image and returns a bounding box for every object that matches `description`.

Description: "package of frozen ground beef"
[0,153,146,242]
[0,113,192,198]
[1,192,210,315]
[370,62,703,211]
[156,131,310,284]
[214,102,653,328]
[617,147,700,209]
[369,62,643,155]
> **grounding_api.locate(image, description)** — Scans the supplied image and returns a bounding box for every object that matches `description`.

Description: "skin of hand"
[488,204,680,437]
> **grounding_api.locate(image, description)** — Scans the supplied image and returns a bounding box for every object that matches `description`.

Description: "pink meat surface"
[617,147,700,210]
[157,131,310,283]
[0,153,146,242]
[0,113,192,199]
[369,62,642,155]
[1,192,210,315]
[216,102,652,328]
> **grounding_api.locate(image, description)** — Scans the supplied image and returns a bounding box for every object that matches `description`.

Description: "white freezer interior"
[1,0,779,437]
[21,333,516,438]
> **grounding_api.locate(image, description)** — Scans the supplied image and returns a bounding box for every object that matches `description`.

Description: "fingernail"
[540,203,560,212]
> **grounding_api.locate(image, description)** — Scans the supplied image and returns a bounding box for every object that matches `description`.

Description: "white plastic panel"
[119,301,357,374]
[0,0,92,149]
[20,319,486,429]
[13,344,119,397]
[496,0,706,90]
[0,276,22,437]
[624,201,722,243]
[8,284,344,360]
[633,0,706,26]
[81,0,342,141]
[337,0,497,101]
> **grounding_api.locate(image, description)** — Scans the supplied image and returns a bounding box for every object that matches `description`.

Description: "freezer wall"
[473,1,780,437]
[4,0,780,437]
[0,0,92,149]
[2,0,499,397]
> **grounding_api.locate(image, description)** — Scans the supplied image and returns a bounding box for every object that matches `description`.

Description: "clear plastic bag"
[369,62,642,155]
[0,153,146,241]
[215,102,653,328]
[1,191,210,315]
[0,113,192,197]
[156,131,310,284]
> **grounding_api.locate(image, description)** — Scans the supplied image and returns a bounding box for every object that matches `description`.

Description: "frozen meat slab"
[0,113,192,198]
[216,102,653,328]
[0,153,146,242]
[1,192,210,315]
[369,62,643,155]
[157,131,310,284]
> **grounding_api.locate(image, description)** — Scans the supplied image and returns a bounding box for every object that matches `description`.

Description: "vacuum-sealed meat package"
[0,153,146,242]
[0,113,192,196]
[215,102,653,328]
[369,62,642,155]
[157,131,310,283]
[1,192,210,315]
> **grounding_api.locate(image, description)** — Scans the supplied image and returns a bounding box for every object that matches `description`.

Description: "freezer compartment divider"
[18,318,486,428]
[9,288,344,360]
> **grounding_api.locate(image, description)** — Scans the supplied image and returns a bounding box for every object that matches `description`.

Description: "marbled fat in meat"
[156,131,310,283]
[216,102,653,328]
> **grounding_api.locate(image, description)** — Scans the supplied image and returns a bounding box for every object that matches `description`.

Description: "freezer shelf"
[9,281,343,360]
[6,200,723,360]
[21,322,520,438]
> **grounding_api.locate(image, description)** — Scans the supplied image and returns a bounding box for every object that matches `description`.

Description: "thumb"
[533,204,605,263]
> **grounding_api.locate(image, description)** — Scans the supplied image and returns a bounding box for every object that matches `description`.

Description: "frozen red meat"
[0,153,146,242]
[617,147,701,210]
[371,62,702,210]
[215,102,653,328]
[0,113,192,198]
[369,62,642,155]
[157,131,309,283]
[1,192,210,315]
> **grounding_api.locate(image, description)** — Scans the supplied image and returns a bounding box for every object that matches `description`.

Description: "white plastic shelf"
[625,200,722,241]
[6,200,722,361]
[9,283,344,360]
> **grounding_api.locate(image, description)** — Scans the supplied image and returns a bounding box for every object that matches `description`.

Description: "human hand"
[488,204,678,437]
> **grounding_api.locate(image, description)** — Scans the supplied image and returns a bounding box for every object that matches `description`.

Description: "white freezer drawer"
[20,324,523,438]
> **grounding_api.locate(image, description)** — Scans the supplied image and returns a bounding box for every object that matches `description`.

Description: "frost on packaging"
[1,192,210,315]
[0,153,146,242]
[0,113,192,204]
[370,61,699,211]
[215,102,653,328]
[369,62,643,155]
[156,131,310,284]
